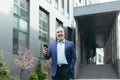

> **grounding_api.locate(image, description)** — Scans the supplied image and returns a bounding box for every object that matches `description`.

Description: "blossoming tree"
[13,50,35,80]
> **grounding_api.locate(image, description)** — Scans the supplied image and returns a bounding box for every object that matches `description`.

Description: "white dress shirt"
[57,39,68,64]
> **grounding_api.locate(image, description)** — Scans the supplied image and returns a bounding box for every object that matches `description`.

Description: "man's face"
[56,28,64,41]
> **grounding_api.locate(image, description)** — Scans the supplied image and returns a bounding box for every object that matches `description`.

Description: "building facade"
[0,0,74,79]
[74,0,120,78]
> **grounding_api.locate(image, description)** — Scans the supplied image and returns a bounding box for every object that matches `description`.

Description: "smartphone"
[43,44,48,48]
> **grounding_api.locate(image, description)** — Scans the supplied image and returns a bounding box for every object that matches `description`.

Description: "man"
[43,27,76,80]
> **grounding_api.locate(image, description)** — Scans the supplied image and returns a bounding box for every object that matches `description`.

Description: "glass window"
[67,0,69,13]
[19,31,28,53]
[14,5,19,14]
[20,0,28,10]
[13,29,19,53]
[19,18,28,32]
[39,8,49,57]
[13,0,29,54]
[14,16,19,29]
[39,19,42,28]
[79,0,81,3]
[20,8,28,19]
[54,0,58,9]
[13,29,28,54]
[14,0,18,4]
[61,0,64,14]
[39,40,47,57]
[43,21,48,31]
[67,0,69,18]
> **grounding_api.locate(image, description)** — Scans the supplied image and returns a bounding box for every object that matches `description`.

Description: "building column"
[116,13,120,78]
[74,19,81,78]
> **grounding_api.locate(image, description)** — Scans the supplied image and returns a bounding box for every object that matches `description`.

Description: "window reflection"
[39,8,49,57]
[13,0,29,54]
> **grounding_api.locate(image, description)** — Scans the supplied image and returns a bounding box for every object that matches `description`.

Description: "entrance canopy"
[74,1,120,48]
[74,1,120,17]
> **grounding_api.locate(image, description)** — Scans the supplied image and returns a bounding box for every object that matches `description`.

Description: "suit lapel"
[54,42,57,56]
[65,40,68,56]
[55,42,57,52]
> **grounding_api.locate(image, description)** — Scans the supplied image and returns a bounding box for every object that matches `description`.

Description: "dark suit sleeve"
[70,42,76,71]
[44,53,51,60]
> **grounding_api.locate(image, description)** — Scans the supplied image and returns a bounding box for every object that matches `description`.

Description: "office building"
[0,0,74,79]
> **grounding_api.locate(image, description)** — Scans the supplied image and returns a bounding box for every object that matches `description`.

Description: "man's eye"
[57,30,63,33]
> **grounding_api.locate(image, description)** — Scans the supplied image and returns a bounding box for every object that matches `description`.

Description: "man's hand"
[43,48,49,55]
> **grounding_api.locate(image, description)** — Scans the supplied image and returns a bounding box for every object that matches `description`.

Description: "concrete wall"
[104,19,117,63]
[0,0,74,79]
[104,13,120,77]
[0,0,14,66]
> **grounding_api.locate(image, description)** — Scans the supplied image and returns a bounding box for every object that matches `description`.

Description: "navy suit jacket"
[44,40,76,76]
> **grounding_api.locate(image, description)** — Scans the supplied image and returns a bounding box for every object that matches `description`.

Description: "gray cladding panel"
[74,1,120,17]
[0,12,13,52]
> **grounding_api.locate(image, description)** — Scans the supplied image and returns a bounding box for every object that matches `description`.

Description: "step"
[76,64,118,79]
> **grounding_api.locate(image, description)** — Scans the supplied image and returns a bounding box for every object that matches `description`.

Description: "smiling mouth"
[57,35,62,38]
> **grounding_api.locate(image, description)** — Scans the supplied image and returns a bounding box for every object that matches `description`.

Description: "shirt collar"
[57,39,65,43]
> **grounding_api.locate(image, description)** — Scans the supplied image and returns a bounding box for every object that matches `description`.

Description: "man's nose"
[58,32,62,35]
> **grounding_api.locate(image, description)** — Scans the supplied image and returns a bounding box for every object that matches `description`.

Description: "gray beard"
[57,36,64,41]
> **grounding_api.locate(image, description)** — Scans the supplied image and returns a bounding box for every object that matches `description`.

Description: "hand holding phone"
[43,44,48,54]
